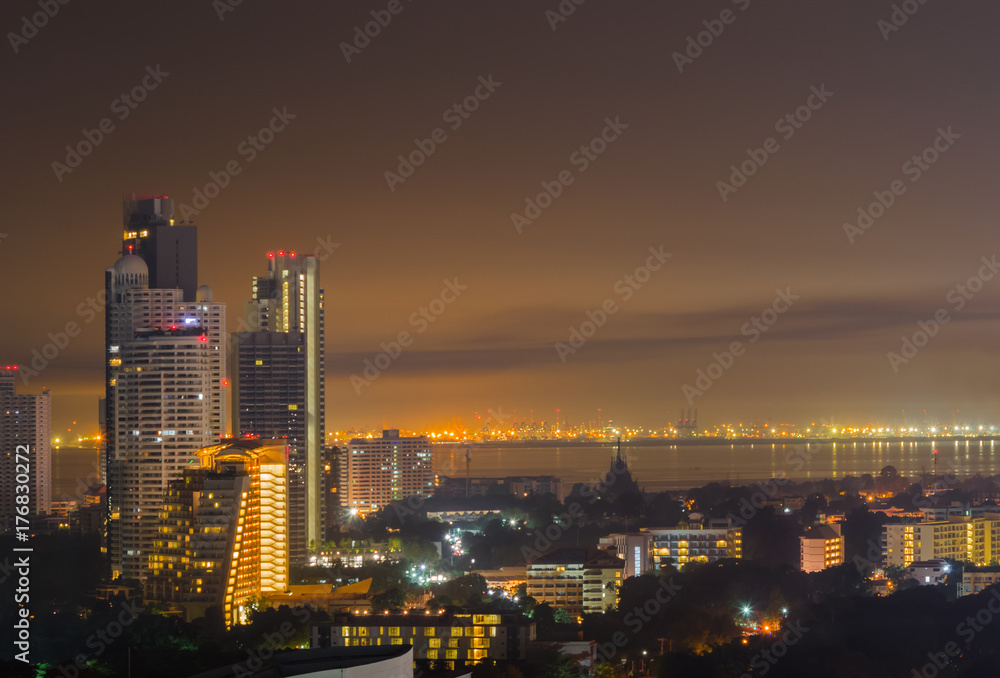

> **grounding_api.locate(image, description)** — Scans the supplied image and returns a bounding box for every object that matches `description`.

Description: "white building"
[0,366,51,529]
[104,252,225,581]
[598,517,743,574]
[800,523,845,573]
[907,559,951,586]
[338,430,434,516]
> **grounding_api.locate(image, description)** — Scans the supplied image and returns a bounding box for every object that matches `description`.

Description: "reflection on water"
[51,447,102,500]
[52,440,1000,497]
[439,440,1000,492]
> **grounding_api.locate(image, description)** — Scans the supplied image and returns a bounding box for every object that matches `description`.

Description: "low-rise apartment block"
[526,547,624,617]
[312,610,534,673]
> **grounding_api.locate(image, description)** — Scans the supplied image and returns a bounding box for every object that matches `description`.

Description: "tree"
[371,587,407,613]
[433,573,488,607]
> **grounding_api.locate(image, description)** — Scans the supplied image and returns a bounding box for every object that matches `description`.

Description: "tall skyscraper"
[147,439,289,625]
[0,366,51,530]
[103,195,226,581]
[233,252,325,564]
[121,193,198,301]
[339,430,434,516]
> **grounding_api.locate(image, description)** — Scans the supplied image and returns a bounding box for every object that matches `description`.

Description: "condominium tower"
[104,195,225,581]
[147,439,289,625]
[233,251,324,563]
[338,430,434,516]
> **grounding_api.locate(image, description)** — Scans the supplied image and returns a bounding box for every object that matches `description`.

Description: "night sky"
[4,0,1000,435]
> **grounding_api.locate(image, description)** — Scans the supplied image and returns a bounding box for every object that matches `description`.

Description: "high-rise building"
[0,366,51,530]
[104,195,226,581]
[322,444,340,539]
[339,430,434,516]
[147,439,289,625]
[113,327,212,579]
[121,193,198,301]
[233,252,324,564]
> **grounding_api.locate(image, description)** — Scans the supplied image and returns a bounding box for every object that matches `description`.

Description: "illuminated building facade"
[338,430,434,516]
[961,566,1000,596]
[114,329,212,580]
[599,518,742,573]
[148,439,289,625]
[644,520,742,568]
[526,547,624,617]
[234,252,324,564]
[0,367,51,530]
[312,611,535,672]
[104,194,226,581]
[597,533,649,579]
[799,523,845,572]
[883,513,1000,567]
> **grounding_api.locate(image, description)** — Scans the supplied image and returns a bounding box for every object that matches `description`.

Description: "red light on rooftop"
[268,252,274,258]
[290,252,296,257]
[278,250,284,256]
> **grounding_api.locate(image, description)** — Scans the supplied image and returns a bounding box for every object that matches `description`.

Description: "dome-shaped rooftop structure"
[196,284,213,302]
[113,254,148,288]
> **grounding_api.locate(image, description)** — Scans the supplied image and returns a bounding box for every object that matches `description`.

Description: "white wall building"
[800,523,845,573]
[338,430,434,516]
[104,253,225,581]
